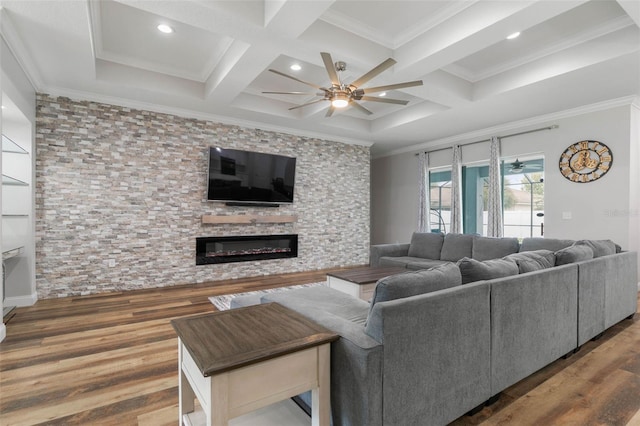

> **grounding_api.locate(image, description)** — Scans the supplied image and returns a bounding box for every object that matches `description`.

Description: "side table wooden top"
[326,266,407,285]
[171,303,339,377]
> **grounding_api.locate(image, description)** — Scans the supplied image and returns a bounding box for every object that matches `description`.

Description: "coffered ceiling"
[1,0,639,155]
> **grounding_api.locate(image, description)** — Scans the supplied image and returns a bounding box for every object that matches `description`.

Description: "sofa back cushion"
[519,237,574,253]
[574,239,617,258]
[457,257,519,284]
[407,232,444,260]
[440,233,474,261]
[472,236,520,261]
[367,263,462,321]
[503,250,555,273]
[555,244,594,265]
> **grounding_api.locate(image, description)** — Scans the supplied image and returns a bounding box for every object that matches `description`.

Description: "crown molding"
[375,95,639,159]
[39,86,374,148]
[0,7,43,92]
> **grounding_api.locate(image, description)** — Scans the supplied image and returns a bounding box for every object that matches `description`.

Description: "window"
[428,158,544,237]
[502,158,544,238]
[429,170,451,233]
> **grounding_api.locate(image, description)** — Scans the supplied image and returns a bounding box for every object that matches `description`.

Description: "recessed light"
[290,64,302,71]
[157,24,174,34]
[507,32,520,40]
[379,92,387,97]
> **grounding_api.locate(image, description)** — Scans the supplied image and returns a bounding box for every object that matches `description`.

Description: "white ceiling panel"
[0,0,637,156]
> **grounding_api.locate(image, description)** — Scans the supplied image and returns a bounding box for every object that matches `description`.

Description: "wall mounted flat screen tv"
[207,147,296,205]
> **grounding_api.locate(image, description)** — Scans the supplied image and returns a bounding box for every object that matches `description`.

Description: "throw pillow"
[554,244,594,265]
[367,263,462,318]
[503,250,555,273]
[440,233,474,261]
[574,239,617,258]
[407,232,444,260]
[472,236,520,261]
[456,257,519,284]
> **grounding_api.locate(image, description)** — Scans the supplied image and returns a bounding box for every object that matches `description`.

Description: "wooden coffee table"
[327,266,407,301]
[171,303,339,426]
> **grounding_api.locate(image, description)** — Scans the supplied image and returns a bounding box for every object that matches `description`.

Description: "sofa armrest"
[370,243,410,267]
[365,282,491,425]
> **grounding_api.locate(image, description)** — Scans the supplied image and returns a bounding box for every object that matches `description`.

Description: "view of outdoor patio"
[429,159,544,239]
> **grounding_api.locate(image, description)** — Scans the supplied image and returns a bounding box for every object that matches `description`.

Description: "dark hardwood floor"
[1,271,639,425]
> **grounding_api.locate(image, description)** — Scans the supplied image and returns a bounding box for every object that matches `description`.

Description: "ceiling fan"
[263,52,423,117]
[509,159,526,172]
[509,158,543,173]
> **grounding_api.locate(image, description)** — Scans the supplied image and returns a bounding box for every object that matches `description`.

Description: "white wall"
[629,102,640,257]
[371,104,639,265]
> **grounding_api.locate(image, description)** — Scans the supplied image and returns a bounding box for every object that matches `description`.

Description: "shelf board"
[3,246,23,260]
[2,174,28,186]
[2,135,28,154]
[202,214,298,225]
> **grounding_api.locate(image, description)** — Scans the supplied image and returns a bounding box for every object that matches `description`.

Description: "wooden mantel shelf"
[202,214,298,225]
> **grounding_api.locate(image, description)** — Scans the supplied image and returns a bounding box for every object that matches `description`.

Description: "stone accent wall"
[35,94,370,298]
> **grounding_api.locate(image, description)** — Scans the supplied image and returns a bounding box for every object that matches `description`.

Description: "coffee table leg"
[311,343,331,426]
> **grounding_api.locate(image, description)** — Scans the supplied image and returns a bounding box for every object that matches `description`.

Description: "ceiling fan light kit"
[264,52,423,116]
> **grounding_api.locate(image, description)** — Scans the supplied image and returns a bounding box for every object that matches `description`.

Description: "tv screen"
[207,147,296,204]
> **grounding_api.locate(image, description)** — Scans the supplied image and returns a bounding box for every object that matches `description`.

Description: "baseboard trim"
[5,291,38,307]
[0,323,6,342]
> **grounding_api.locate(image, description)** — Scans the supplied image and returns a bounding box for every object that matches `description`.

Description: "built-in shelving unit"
[202,214,298,225]
[2,130,34,313]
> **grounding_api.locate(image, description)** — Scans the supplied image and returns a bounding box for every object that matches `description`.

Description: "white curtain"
[450,145,463,234]
[487,137,504,237]
[417,152,431,232]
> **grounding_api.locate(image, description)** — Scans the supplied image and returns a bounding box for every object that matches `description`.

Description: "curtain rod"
[415,124,559,156]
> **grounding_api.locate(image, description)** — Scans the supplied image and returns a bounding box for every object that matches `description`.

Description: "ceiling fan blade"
[320,52,340,86]
[360,95,409,105]
[262,91,318,95]
[350,58,396,88]
[288,99,327,111]
[350,101,373,115]
[325,105,335,117]
[268,69,324,90]
[362,80,423,94]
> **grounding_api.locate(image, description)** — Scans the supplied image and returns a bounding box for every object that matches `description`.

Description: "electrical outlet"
[108,259,116,267]
[562,211,572,220]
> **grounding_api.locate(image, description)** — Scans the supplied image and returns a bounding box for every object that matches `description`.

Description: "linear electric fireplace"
[196,234,298,265]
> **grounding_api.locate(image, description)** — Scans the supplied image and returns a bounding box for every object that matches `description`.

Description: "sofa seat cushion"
[457,257,519,284]
[263,286,371,326]
[503,250,555,273]
[407,232,444,260]
[519,237,574,252]
[472,236,520,261]
[575,239,617,258]
[367,263,462,320]
[440,233,474,261]
[379,256,413,268]
[405,259,451,270]
[379,256,449,269]
[555,244,594,265]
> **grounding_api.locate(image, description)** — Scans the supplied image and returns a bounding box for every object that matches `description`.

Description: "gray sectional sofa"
[232,234,638,425]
